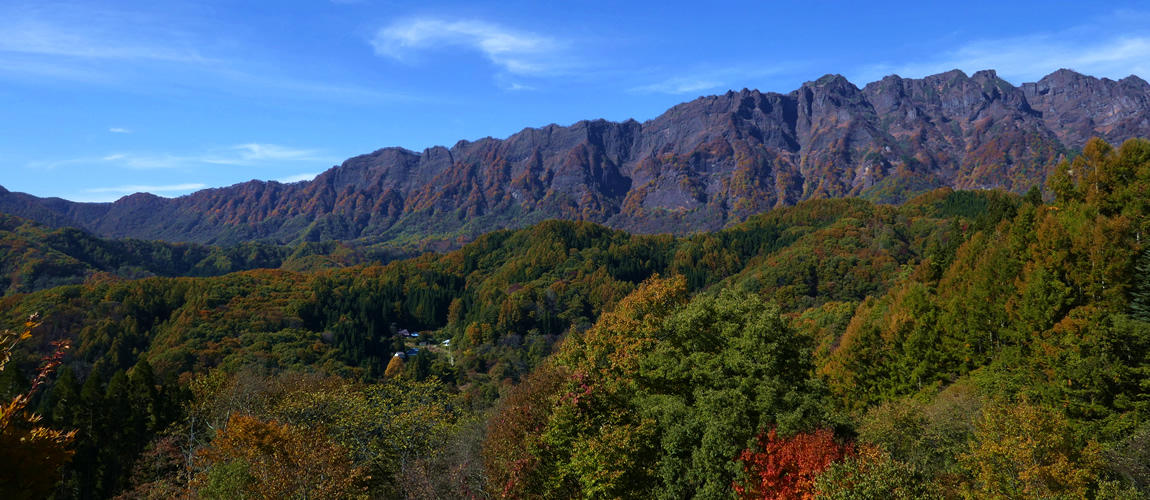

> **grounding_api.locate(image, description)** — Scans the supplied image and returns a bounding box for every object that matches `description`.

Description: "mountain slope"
[3,68,1148,246]
[0,212,390,296]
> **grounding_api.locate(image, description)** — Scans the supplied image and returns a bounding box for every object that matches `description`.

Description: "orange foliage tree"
[734,427,854,500]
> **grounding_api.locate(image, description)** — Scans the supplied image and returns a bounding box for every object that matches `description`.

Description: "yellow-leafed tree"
[0,315,75,500]
[197,413,368,499]
[384,355,405,379]
[961,398,1104,499]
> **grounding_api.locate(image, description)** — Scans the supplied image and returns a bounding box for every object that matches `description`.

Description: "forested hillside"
[0,212,415,297]
[2,137,1150,499]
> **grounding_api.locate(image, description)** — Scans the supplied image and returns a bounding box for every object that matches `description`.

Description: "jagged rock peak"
[3,68,1147,247]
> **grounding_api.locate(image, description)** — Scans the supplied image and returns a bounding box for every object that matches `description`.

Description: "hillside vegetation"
[1,137,1149,499]
[0,213,415,296]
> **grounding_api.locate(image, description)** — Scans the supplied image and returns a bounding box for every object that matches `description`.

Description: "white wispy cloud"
[102,153,188,170]
[34,153,201,170]
[109,127,131,134]
[0,55,109,81]
[0,5,206,63]
[855,31,1150,85]
[277,172,319,183]
[631,76,724,95]
[504,82,534,91]
[35,142,332,201]
[372,18,564,76]
[0,27,202,62]
[204,67,421,105]
[34,142,332,201]
[0,3,415,104]
[91,143,333,170]
[629,63,798,95]
[84,183,206,194]
[491,73,537,91]
[234,143,319,161]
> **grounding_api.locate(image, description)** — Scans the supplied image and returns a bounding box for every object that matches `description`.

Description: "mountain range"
[3,68,1148,247]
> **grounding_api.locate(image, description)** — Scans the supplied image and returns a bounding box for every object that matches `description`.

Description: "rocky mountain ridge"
[3,68,1148,246]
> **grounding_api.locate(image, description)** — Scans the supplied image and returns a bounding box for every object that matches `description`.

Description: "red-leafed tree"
[734,427,854,500]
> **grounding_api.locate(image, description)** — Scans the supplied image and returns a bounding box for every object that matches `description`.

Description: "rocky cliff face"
[3,68,1148,246]
[1021,69,1150,148]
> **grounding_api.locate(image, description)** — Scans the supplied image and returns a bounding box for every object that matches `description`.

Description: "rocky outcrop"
[1021,69,1150,148]
[2,69,1148,246]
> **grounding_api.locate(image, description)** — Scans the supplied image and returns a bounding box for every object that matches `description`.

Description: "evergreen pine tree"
[73,373,105,500]
[50,366,80,428]
[0,361,29,400]
[128,360,159,453]
[101,370,132,497]
[1131,249,1150,322]
[407,352,432,382]
[1025,185,1044,206]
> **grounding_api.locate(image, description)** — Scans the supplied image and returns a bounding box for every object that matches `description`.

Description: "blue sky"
[3,0,1149,202]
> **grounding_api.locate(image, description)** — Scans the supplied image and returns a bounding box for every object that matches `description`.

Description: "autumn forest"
[4,137,1150,499]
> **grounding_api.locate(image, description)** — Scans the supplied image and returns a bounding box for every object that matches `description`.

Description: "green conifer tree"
[1131,249,1150,323]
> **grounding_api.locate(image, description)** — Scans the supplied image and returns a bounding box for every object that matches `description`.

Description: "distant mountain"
[3,69,1148,246]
